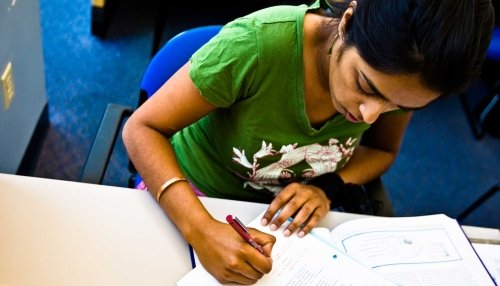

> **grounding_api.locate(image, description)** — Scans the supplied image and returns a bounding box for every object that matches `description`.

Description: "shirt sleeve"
[189,18,259,108]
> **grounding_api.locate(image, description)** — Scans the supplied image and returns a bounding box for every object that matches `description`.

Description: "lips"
[345,111,362,123]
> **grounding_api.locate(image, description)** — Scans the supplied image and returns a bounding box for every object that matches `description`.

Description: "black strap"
[307,172,383,215]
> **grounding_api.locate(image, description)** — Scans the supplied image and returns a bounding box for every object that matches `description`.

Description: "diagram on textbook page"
[340,228,461,268]
[328,215,495,286]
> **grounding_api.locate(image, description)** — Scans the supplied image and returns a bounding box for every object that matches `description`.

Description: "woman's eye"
[356,81,372,95]
[356,80,391,105]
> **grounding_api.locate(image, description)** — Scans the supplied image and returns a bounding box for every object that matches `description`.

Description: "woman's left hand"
[260,183,331,238]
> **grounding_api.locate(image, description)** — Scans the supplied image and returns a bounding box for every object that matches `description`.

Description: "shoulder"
[203,5,309,64]
[219,4,311,41]
[241,4,310,26]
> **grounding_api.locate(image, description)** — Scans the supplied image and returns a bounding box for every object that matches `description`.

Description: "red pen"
[226,215,268,257]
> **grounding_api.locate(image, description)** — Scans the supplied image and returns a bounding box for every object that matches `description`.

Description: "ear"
[338,1,357,38]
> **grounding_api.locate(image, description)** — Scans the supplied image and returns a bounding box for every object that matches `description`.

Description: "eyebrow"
[359,71,425,111]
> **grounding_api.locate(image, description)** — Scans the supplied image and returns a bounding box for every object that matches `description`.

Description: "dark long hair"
[321,0,495,95]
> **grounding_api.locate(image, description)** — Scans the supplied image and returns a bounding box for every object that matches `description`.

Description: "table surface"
[0,173,498,286]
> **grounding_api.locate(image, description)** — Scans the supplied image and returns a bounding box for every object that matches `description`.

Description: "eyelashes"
[355,79,371,96]
[354,79,404,113]
[355,80,388,103]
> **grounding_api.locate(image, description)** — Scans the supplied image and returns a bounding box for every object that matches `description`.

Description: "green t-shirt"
[171,3,370,203]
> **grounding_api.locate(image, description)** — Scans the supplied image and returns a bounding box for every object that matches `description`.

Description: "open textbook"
[178,212,495,286]
[317,214,495,286]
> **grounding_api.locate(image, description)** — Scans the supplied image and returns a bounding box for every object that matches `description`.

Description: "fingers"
[218,238,273,284]
[195,222,273,284]
[217,259,263,285]
[287,206,324,237]
[261,189,294,230]
[249,229,276,260]
[261,184,296,228]
[261,183,330,237]
[210,241,271,284]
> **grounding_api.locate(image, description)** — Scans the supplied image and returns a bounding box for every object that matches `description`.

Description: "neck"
[303,14,341,125]
[313,17,338,93]
[317,41,332,92]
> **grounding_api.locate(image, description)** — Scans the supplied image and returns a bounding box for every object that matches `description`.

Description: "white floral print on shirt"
[232,138,356,195]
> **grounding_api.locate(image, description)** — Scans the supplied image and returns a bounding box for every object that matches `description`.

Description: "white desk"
[0,174,270,286]
[0,174,498,286]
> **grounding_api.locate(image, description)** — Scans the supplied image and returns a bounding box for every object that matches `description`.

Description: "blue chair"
[460,27,500,139]
[457,27,500,224]
[141,25,224,103]
[80,25,223,185]
[486,28,500,60]
[457,182,499,223]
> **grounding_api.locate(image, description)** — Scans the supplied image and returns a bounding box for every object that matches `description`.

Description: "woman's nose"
[359,101,385,124]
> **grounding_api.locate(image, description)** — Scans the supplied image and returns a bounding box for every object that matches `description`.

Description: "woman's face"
[328,45,440,124]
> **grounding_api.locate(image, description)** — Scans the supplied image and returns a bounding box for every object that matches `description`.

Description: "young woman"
[123,0,494,284]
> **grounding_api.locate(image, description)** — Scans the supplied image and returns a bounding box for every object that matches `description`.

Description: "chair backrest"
[140,25,223,98]
[486,27,500,61]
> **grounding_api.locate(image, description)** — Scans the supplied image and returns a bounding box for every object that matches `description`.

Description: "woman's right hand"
[189,219,276,284]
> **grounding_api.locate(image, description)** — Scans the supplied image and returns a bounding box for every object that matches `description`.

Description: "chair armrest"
[80,103,133,184]
[457,182,499,223]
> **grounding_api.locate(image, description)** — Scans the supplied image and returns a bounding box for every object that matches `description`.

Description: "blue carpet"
[33,0,499,228]
[34,0,154,185]
[384,89,500,228]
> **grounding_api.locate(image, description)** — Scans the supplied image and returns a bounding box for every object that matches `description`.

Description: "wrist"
[156,190,215,244]
[307,172,346,204]
[307,172,370,211]
[182,213,217,244]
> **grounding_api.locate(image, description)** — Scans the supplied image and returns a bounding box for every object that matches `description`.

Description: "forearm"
[122,120,214,243]
[337,112,411,185]
[336,145,396,185]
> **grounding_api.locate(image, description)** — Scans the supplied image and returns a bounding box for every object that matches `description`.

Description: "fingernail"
[261,218,268,226]
[298,231,305,238]
[283,229,291,237]
[270,224,277,231]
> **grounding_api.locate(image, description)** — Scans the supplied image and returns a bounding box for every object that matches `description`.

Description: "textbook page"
[472,243,500,284]
[178,213,395,286]
[327,215,495,286]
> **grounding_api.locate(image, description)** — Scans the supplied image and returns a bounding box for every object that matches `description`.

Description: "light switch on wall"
[1,61,15,110]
